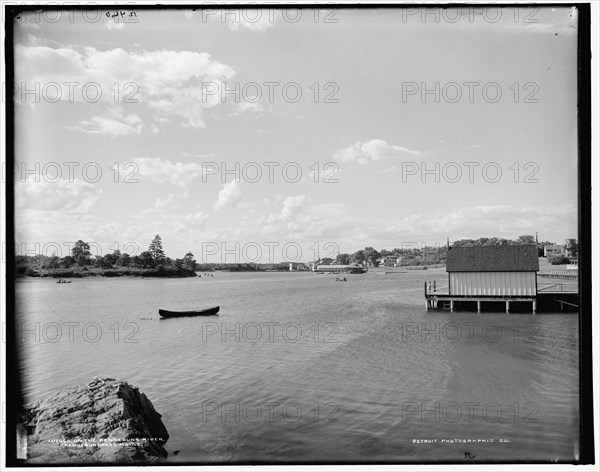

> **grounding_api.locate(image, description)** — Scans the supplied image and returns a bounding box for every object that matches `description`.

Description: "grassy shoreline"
[17,266,197,279]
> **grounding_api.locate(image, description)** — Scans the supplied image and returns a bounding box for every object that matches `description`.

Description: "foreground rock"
[23,378,169,463]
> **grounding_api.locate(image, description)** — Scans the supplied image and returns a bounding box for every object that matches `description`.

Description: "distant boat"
[158,306,220,318]
[56,279,71,284]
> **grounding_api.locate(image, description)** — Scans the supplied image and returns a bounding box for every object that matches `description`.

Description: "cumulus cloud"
[263,193,285,208]
[115,211,209,244]
[183,211,209,225]
[257,197,363,243]
[155,194,176,208]
[139,194,179,216]
[15,178,102,213]
[259,195,310,235]
[233,101,264,116]
[334,139,425,165]
[68,106,143,136]
[375,204,577,242]
[15,44,236,129]
[170,211,209,235]
[133,157,204,187]
[265,195,306,224]
[213,181,242,210]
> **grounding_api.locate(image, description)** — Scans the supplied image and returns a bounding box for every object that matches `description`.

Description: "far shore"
[16,266,197,279]
[15,257,575,280]
[369,264,446,272]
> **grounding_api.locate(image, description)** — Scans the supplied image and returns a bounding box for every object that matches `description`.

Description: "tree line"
[14,234,579,276]
[15,235,197,276]
[326,235,578,267]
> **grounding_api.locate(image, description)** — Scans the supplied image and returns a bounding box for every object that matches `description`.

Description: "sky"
[11,5,580,263]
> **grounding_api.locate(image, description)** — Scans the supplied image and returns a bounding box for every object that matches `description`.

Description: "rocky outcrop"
[22,378,169,463]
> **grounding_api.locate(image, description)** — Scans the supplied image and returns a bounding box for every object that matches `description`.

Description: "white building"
[544,244,564,258]
[378,255,399,267]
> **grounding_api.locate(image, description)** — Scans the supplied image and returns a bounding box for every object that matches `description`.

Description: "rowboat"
[158,306,220,318]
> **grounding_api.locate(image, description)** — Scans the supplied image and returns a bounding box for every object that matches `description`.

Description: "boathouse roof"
[446,245,539,272]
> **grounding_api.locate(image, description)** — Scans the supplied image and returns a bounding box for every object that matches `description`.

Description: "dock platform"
[424,281,578,314]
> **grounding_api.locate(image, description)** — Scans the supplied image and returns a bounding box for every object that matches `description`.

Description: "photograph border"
[2,1,595,467]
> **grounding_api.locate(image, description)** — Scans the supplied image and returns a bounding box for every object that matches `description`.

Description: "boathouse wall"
[449,271,537,296]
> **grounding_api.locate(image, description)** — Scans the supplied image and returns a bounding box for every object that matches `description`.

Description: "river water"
[15,269,579,463]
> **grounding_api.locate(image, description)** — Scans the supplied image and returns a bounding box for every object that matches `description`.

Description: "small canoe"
[159,306,220,318]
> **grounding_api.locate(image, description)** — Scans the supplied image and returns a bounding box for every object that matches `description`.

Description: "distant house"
[446,245,539,296]
[544,244,564,258]
[378,255,398,267]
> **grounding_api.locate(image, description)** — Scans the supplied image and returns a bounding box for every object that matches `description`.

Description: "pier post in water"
[506,300,510,313]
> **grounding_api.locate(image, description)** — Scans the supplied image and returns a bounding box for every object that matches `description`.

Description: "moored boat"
[159,306,220,318]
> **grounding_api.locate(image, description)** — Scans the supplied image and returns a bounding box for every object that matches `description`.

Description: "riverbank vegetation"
[14,234,577,276]
[15,235,197,278]
[326,235,575,268]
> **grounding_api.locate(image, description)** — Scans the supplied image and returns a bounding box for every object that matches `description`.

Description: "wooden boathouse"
[426,245,540,313]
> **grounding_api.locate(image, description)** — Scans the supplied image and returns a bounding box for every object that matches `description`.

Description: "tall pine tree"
[148,234,165,262]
